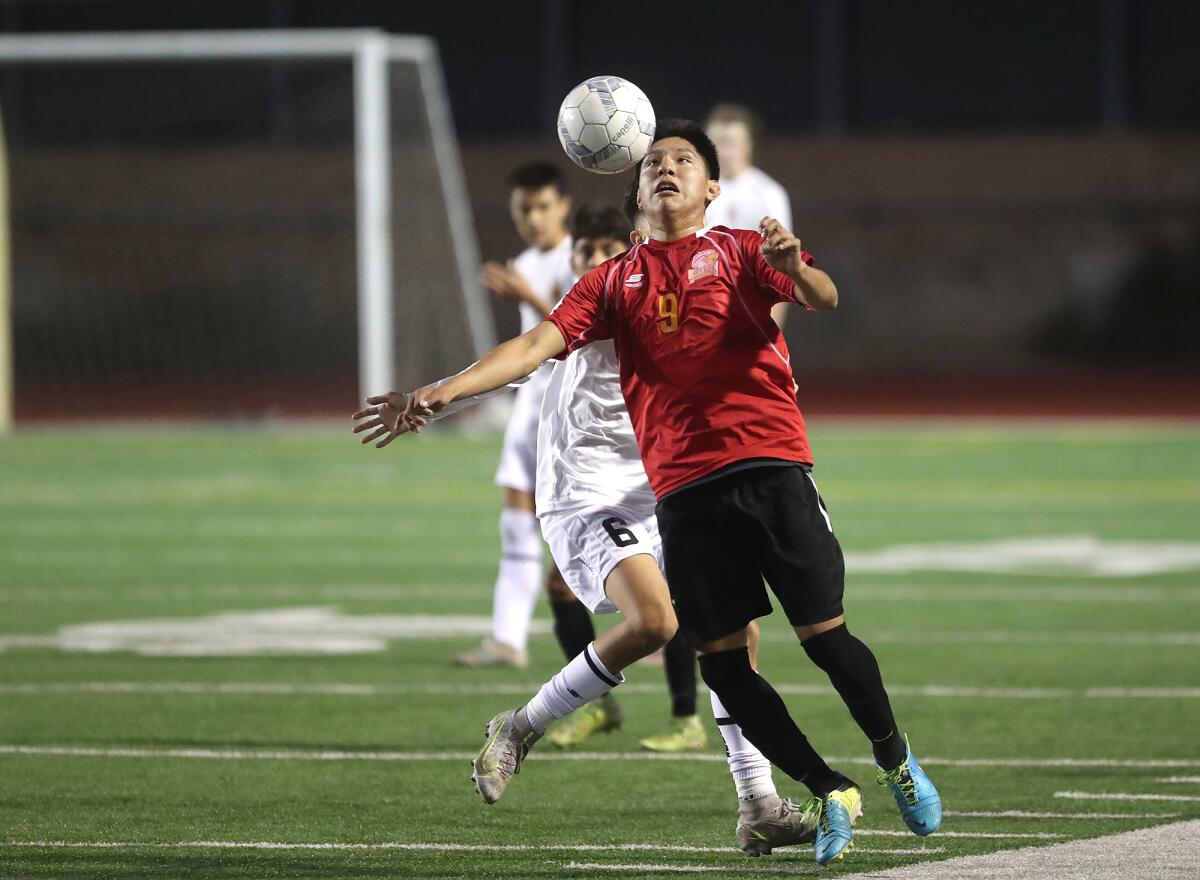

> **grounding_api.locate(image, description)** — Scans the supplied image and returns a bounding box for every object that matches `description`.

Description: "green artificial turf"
[1,422,1198,878]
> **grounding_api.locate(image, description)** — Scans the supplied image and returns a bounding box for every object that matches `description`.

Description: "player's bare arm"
[759,217,838,310]
[404,321,568,430]
[482,259,555,317]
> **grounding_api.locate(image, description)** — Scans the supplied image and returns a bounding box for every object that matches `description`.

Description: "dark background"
[2,0,1198,418]
[4,0,1200,135]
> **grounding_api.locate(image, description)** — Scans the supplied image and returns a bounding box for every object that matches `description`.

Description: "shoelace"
[878,763,917,804]
[800,796,832,833]
[495,737,528,775]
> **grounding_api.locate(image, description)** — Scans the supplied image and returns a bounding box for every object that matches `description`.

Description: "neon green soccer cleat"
[638,714,707,752]
[547,695,623,748]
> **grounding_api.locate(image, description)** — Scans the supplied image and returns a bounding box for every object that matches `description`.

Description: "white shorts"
[539,505,663,615]
[494,370,548,494]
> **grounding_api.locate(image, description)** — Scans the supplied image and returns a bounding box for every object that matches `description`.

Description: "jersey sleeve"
[544,263,613,358]
[736,228,815,309]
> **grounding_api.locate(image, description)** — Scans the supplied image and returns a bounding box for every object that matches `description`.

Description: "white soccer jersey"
[534,339,656,518]
[706,166,793,232]
[428,321,655,518]
[512,237,574,335]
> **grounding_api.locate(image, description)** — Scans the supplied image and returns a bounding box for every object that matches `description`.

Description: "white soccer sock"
[525,642,625,734]
[711,689,776,801]
[491,508,544,651]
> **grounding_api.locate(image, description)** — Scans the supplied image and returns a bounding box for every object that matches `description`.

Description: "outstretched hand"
[352,392,410,448]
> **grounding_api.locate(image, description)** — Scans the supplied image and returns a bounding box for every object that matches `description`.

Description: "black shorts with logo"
[655,463,845,646]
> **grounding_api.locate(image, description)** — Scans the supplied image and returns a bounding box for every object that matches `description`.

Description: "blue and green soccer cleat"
[877,736,942,836]
[810,778,863,865]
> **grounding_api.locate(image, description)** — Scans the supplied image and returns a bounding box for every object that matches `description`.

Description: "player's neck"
[649,210,708,242]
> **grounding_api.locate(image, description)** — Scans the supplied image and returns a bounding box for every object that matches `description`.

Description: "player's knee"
[627,603,677,649]
[499,507,541,551]
[801,622,854,671]
[698,647,755,694]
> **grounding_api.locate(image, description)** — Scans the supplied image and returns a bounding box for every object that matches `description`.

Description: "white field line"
[2,548,504,567]
[1056,791,1200,803]
[3,744,1199,771]
[0,585,490,603]
[0,840,943,854]
[1157,776,1200,784]
[5,583,1200,604]
[4,681,1200,701]
[759,630,1200,647]
[944,809,1181,819]
[5,628,1200,654]
[563,862,817,875]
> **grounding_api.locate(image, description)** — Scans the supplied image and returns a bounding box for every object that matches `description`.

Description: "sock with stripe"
[802,624,906,770]
[710,690,776,802]
[521,642,625,735]
[663,631,698,718]
[699,647,841,797]
[490,507,543,651]
[550,598,595,661]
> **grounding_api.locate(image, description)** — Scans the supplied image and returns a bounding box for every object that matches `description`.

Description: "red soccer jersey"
[546,225,816,499]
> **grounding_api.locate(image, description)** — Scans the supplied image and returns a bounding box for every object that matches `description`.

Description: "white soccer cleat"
[471,709,535,805]
[736,795,819,857]
[454,638,528,669]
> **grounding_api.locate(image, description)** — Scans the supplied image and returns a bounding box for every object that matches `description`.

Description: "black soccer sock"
[698,648,841,796]
[662,631,697,718]
[802,624,906,769]
[550,599,596,661]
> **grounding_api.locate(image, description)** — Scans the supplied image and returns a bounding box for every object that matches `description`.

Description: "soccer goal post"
[0,29,494,422]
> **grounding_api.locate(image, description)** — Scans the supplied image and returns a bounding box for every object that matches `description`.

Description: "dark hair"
[621,176,642,227]
[648,118,721,181]
[507,161,566,195]
[705,103,764,144]
[569,204,630,242]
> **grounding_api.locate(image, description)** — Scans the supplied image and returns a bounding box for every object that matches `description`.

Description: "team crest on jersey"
[688,249,719,283]
[624,274,644,287]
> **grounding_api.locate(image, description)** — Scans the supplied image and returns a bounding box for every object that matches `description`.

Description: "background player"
[541,204,706,755]
[455,162,573,670]
[392,120,942,865]
[705,104,795,329]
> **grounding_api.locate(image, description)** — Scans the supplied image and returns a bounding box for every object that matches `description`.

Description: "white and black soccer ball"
[557,76,656,175]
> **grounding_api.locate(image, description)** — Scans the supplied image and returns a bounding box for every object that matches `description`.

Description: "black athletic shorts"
[655,463,845,646]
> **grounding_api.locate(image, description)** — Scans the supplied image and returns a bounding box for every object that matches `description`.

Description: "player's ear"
[707,180,721,203]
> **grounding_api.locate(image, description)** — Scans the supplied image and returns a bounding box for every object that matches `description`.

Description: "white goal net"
[0,30,494,422]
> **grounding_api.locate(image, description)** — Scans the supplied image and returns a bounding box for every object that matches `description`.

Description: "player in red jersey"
[393,119,941,865]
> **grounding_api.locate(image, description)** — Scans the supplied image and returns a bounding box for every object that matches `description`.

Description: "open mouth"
[654,181,680,195]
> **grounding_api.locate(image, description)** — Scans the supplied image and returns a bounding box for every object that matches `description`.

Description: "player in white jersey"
[704,105,794,330]
[353,200,818,857]
[455,162,574,670]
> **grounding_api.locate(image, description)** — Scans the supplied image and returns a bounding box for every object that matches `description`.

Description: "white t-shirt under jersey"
[534,339,656,517]
[706,166,793,232]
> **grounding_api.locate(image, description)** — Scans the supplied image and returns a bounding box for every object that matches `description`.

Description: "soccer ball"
[557,76,656,175]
